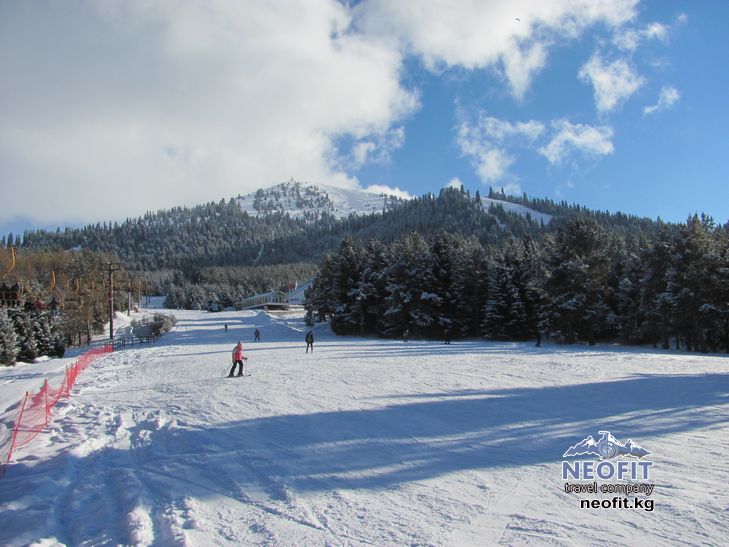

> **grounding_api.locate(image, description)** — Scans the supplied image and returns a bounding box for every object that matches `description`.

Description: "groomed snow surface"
[1,308,728,546]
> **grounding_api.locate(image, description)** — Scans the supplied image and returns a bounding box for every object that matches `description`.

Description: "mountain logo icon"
[563,431,651,460]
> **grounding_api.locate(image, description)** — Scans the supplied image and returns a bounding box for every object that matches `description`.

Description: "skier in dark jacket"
[305,330,314,353]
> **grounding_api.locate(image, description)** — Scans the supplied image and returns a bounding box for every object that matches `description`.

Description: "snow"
[235,182,555,227]
[481,196,553,225]
[236,181,398,219]
[1,308,728,545]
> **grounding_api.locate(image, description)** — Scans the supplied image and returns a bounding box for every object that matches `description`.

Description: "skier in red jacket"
[229,341,248,377]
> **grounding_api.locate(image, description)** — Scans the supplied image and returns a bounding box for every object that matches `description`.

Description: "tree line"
[305,213,729,352]
[0,247,135,364]
[0,308,65,365]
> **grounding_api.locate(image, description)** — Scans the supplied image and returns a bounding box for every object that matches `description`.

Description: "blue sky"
[1,0,727,238]
[354,1,728,223]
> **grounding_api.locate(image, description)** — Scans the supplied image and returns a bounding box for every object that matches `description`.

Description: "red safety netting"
[1,345,112,466]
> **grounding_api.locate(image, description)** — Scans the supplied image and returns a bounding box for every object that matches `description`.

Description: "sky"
[1,0,727,238]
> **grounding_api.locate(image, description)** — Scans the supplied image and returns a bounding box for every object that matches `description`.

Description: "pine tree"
[543,217,609,345]
[10,309,38,362]
[483,239,542,341]
[397,233,438,336]
[358,240,391,334]
[0,308,19,365]
[329,238,367,335]
[639,226,676,349]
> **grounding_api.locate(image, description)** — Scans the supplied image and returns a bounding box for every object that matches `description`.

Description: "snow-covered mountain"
[235,180,551,225]
[235,180,403,219]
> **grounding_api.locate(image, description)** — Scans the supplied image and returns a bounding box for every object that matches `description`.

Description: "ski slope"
[1,309,728,546]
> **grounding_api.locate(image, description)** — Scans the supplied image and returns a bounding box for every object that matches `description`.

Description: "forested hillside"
[305,207,729,352]
[8,185,664,271]
[5,184,726,344]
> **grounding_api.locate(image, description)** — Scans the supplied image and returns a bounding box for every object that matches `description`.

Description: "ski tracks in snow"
[48,403,189,546]
[3,309,729,545]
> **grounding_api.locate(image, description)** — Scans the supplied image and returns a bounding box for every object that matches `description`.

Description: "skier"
[402,329,409,343]
[228,341,248,377]
[305,330,314,353]
[254,328,261,342]
[224,324,228,332]
[444,328,451,345]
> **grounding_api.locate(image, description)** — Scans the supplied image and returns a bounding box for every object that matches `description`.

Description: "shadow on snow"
[5,373,727,497]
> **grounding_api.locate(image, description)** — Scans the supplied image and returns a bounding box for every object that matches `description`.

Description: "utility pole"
[106,262,122,340]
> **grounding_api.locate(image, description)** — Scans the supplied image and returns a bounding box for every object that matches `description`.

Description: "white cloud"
[457,115,614,181]
[613,21,668,51]
[501,40,548,99]
[353,0,639,99]
[538,120,614,164]
[0,0,644,227]
[445,177,463,190]
[456,114,544,182]
[346,126,406,169]
[0,0,417,226]
[578,54,645,113]
[643,85,680,115]
[363,184,412,200]
[353,142,378,167]
[476,149,515,183]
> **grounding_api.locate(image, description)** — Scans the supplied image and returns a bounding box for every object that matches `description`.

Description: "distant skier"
[402,329,409,343]
[228,341,248,377]
[444,328,451,345]
[254,328,261,342]
[224,324,228,332]
[305,330,314,353]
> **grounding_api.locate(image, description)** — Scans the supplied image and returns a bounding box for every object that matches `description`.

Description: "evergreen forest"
[4,185,728,353]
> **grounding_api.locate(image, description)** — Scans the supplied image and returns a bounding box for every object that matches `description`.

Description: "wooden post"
[107,262,121,340]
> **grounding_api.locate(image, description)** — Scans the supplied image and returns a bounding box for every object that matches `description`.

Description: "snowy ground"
[1,308,728,546]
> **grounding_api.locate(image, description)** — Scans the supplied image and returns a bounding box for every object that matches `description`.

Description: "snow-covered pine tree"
[33,311,55,357]
[445,234,487,338]
[329,238,367,335]
[668,214,726,352]
[398,233,439,337]
[358,239,391,334]
[381,236,423,337]
[10,309,38,362]
[482,239,540,341]
[639,225,676,349]
[0,307,19,365]
[542,217,609,345]
[305,251,344,326]
[428,233,457,337]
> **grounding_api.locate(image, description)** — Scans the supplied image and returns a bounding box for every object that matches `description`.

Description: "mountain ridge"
[8,181,663,273]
